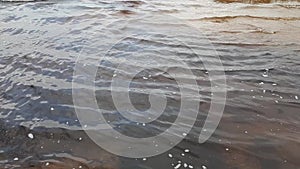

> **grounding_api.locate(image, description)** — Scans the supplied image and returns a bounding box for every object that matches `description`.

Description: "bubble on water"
[244,130,248,134]
[28,133,34,139]
[184,149,190,153]
[142,76,148,80]
[142,123,146,126]
[188,165,194,168]
[272,83,277,86]
[225,148,229,151]
[78,137,82,141]
[168,153,173,158]
[202,165,207,169]
[50,107,54,111]
[182,133,187,136]
[275,100,278,103]
[143,158,147,161]
[113,74,117,77]
[174,163,181,169]
[79,166,82,169]
[13,157,19,161]
[184,163,188,168]
[45,162,49,166]
[262,69,269,77]
[295,96,298,100]
[259,82,264,85]
[181,153,185,156]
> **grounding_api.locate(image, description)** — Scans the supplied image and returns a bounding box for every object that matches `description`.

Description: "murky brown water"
[0,0,300,169]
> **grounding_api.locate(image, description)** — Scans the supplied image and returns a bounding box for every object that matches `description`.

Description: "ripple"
[0,0,300,168]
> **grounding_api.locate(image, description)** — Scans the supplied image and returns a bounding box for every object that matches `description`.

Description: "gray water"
[0,0,300,168]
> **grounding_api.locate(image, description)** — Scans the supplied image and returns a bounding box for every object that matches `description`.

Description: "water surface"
[0,0,300,168]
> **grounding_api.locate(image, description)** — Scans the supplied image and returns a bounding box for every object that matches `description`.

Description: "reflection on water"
[0,0,300,168]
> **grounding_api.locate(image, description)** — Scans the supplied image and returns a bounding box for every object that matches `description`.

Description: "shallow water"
[0,0,300,169]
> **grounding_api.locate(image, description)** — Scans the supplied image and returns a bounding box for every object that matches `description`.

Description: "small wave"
[119,0,145,7]
[191,15,300,23]
[215,0,300,4]
[0,0,45,2]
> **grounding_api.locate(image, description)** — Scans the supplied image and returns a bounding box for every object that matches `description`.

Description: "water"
[1,0,300,168]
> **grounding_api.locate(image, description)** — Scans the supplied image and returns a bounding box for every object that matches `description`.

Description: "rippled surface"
[1,0,300,168]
